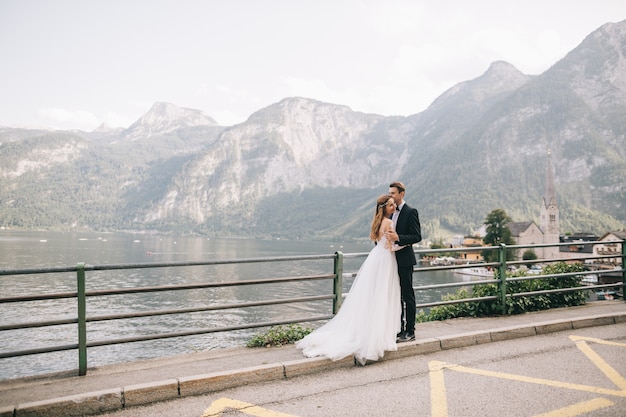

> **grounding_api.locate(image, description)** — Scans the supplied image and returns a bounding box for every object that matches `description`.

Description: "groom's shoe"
[397,332,415,343]
[396,331,405,342]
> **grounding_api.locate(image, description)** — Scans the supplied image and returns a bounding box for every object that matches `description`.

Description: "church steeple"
[540,150,559,258]
[543,149,556,207]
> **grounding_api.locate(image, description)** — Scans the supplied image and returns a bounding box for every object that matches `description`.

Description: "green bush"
[416,262,590,322]
[246,324,313,348]
[522,249,538,267]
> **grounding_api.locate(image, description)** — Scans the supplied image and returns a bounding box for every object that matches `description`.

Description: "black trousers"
[398,265,416,334]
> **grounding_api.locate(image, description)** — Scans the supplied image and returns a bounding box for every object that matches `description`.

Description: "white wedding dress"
[296,235,401,365]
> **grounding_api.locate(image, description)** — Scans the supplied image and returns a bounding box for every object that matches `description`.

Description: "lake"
[0,230,462,380]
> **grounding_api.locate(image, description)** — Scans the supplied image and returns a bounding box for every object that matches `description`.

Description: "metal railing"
[0,240,624,377]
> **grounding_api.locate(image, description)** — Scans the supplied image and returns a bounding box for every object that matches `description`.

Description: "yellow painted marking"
[429,361,449,417]
[573,339,626,390]
[429,334,626,416]
[446,362,626,397]
[202,397,299,417]
[569,335,626,347]
[532,398,614,417]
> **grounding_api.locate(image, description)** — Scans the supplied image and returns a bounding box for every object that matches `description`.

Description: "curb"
[4,311,626,417]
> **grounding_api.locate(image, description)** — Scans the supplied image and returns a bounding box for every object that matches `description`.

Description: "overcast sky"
[1,1,624,131]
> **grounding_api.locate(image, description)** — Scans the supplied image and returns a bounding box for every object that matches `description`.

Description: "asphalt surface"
[1,300,625,417]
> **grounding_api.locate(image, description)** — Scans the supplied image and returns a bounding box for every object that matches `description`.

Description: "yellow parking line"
[532,398,614,417]
[202,397,299,417]
[447,362,626,397]
[573,339,626,390]
[426,363,626,397]
[429,361,449,417]
[569,335,626,348]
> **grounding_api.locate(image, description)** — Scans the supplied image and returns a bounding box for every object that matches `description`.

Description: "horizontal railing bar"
[87,295,335,322]
[0,318,77,331]
[576,283,623,291]
[0,292,77,303]
[340,252,370,259]
[504,240,624,250]
[84,274,335,297]
[86,315,334,348]
[416,295,499,309]
[0,344,78,359]
[417,247,500,256]
[414,262,499,273]
[0,274,336,304]
[86,254,335,271]
[508,286,601,298]
[505,271,602,283]
[0,266,79,276]
[0,254,337,276]
[414,279,498,291]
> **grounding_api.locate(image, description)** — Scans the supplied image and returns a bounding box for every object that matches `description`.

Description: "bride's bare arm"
[381,219,394,250]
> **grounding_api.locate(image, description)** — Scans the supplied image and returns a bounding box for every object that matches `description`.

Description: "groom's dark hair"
[389,181,405,193]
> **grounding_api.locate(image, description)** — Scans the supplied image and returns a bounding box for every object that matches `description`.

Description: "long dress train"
[296,235,401,365]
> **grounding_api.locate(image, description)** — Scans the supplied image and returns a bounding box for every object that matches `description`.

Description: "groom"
[386,181,422,342]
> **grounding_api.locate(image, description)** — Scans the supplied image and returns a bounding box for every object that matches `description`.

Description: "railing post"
[333,252,344,314]
[622,239,626,304]
[498,244,507,315]
[77,262,87,376]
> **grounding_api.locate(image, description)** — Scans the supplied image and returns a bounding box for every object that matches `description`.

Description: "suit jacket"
[395,203,422,267]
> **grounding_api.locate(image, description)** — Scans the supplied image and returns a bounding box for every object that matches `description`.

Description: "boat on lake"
[454,266,495,279]
[581,274,599,285]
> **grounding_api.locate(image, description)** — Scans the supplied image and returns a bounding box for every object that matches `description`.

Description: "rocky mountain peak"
[431,61,530,109]
[481,60,529,83]
[122,102,218,141]
[551,20,626,113]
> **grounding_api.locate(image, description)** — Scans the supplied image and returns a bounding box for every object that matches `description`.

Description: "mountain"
[404,20,626,238]
[122,102,218,141]
[1,21,625,241]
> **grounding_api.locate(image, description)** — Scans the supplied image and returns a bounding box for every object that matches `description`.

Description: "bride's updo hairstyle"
[370,194,392,241]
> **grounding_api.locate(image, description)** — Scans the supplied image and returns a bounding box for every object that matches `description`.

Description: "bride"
[296,194,401,365]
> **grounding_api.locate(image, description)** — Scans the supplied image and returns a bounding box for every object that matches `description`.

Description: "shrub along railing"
[0,240,624,377]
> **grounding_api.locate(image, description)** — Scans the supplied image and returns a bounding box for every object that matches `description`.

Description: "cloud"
[103,112,134,129]
[283,73,443,117]
[284,76,363,109]
[213,109,247,127]
[37,107,100,131]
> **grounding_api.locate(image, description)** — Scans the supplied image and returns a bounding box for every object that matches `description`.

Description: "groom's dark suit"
[394,203,422,336]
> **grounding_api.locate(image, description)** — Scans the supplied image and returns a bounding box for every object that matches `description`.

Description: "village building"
[456,236,483,261]
[559,233,599,259]
[595,231,626,266]
[507,221,544,259]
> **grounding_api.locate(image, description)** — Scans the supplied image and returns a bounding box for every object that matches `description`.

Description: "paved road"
[97,322,626,417]
[2,301,625,417]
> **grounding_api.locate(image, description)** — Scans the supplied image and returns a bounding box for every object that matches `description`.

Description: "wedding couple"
[297,181,422,365]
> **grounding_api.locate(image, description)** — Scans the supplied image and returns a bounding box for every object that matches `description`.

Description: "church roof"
[599,231,626,240]
[508,221,537,237]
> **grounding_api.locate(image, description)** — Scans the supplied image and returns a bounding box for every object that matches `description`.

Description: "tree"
[481,209,515,262]
[522,249,538,268]
[430,238,446,249]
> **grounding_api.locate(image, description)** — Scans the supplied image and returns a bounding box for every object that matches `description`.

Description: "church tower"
[540,150,560,259]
